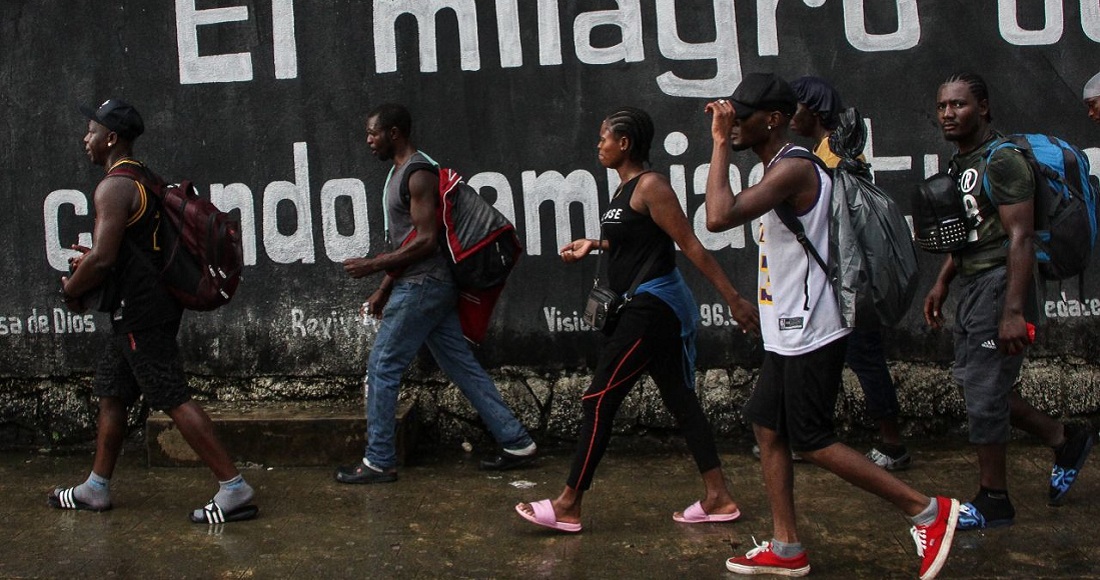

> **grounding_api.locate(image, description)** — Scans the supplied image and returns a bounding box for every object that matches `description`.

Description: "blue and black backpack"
[977,134,1099,281]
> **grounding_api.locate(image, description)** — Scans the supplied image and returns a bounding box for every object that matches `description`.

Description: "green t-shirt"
[950,135,1034,277]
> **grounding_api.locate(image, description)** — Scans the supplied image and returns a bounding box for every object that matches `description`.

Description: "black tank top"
[602,173,676,293]
[105,160,183,332]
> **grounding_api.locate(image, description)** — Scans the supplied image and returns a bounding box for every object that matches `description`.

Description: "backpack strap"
[381,152,442,243]
[772,148,829,273]
[772,148,830,310]
[104,159,162,226]
[781,148,830,174]
[398,162,441,205]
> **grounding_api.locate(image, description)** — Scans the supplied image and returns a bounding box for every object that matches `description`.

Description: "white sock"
[505,442,537,456]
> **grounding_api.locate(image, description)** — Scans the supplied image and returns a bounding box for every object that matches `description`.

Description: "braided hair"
[942,72,993,122]
[605,107,655,165]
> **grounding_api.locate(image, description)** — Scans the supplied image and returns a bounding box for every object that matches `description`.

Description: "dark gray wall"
[3,0,1100,382]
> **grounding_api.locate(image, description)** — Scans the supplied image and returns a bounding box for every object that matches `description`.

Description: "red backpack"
[109,161,243,311]
[385,157,523,343]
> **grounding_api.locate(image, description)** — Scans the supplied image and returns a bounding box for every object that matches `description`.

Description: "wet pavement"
[2,436,1099,579]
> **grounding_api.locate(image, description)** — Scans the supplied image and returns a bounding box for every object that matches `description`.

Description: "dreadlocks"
[942,72,993,123]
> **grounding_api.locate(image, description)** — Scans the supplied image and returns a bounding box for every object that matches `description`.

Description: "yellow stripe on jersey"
[126,180,148,227]
[759,253,773,305]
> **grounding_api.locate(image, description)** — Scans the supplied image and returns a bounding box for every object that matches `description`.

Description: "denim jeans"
[365,276,533,469]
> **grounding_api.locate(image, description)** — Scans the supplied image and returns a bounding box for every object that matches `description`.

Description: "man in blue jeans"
[336,103,536,483]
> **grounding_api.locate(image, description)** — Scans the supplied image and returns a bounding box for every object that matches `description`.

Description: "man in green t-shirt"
[923,73,1096,531]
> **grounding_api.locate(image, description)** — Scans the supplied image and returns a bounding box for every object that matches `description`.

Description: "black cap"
[730,73,797,119]
[79,98,144,140]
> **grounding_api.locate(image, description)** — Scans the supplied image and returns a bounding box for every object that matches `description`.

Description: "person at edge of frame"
[924,73,1096,532]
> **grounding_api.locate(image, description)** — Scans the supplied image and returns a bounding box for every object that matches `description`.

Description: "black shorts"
[93,320,190,411]
[742,336,849,453]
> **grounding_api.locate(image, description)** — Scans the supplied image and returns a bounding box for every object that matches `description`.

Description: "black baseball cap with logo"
[729,73,798,120]
[79,98,144,140]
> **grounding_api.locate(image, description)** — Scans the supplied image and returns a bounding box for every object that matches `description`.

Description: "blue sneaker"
[955,502,1014,531]
[1049,424,1096,506]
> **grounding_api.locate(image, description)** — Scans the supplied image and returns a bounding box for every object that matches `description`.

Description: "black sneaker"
[334,461,398,484]
[1049,423,1096,506]
[479,448,537,471]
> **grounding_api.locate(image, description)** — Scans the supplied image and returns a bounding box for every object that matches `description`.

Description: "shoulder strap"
[381,152,442,240]
[400,161,440,204]
[103,159,159,227]
[780,147,830,174]
[975,137,1021,207]
[772,148,828,272]
[773,203,827,272]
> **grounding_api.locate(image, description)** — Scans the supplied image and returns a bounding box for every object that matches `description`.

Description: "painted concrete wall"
[3,1,1100,445]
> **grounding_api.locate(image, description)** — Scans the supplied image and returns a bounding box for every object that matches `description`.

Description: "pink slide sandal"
[515,499,582,533]
[673,501,741,523]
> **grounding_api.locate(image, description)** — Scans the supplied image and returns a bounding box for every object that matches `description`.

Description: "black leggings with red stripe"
[567,293,722,491]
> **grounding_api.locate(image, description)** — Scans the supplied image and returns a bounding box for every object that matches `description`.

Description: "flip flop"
[515,499,582,533]
[189,500,259,524]
[672,501,741,523]
[48,487,112,512]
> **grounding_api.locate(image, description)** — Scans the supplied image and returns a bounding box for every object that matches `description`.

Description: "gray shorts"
[952,266,1025,445]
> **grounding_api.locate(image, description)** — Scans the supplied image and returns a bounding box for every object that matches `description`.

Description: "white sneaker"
[867,447,912,471]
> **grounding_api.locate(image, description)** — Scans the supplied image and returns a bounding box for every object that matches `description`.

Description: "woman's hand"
[559,239,599,263]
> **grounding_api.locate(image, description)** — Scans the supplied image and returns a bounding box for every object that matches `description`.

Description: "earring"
[767,125,773,131]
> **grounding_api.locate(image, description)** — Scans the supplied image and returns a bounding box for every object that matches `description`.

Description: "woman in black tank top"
[516,108,761,533]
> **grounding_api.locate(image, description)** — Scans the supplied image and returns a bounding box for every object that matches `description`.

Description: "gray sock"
[911,498,938,527]
[770,539,804,559]
[69,471,111,509]
[214,475,254,512]
[191,475,253,520]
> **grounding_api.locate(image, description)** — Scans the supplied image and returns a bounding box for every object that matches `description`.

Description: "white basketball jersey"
[757,148,851,355]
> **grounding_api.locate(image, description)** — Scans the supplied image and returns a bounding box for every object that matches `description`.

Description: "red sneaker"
[726,538,810,576]
[911,496,960,580]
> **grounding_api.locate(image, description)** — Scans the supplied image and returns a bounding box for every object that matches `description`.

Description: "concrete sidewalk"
[1,436,1098,579]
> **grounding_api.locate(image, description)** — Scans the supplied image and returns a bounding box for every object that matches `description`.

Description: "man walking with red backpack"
[336,103,536,483]
[51,98,258,524]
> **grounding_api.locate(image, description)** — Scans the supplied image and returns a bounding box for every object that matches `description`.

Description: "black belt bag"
[583,244,658,334]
